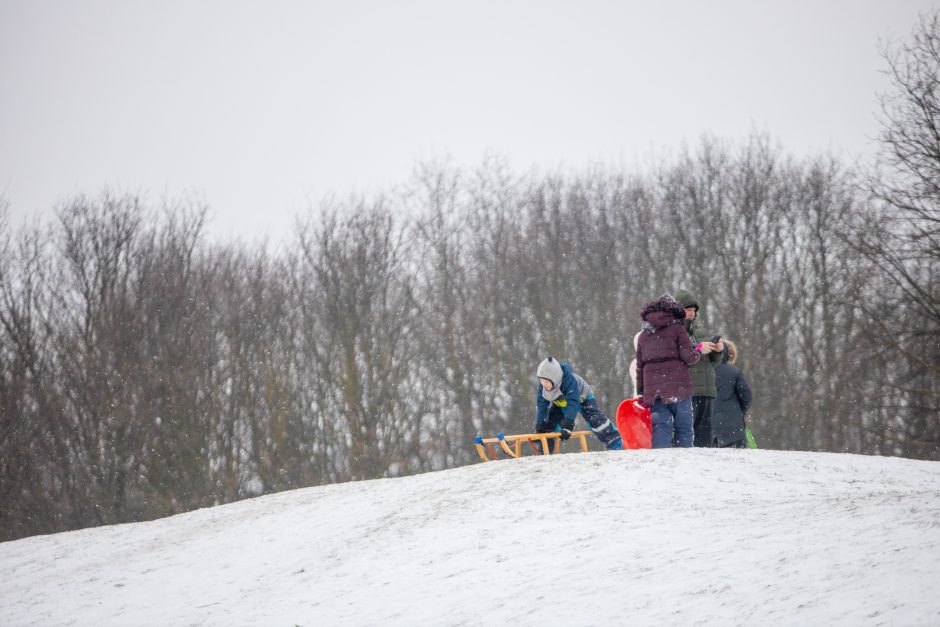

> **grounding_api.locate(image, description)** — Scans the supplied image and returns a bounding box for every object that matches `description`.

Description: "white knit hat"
[536,356,563,389]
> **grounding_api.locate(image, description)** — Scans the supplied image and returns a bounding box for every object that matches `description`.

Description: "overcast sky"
[1,1,935,243]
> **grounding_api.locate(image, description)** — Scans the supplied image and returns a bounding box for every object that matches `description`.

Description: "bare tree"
[849,11,940,458]
[784,160,870,453]
[297,199,422,481]
[214,246,307,496]
[410,161,480,467]
[0,208,65,540]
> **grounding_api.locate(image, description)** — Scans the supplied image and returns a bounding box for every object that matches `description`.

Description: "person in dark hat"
[672,289,724,447]
[535,356,623,452]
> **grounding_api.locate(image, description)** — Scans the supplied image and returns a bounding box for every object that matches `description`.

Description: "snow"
[2,449,940,626]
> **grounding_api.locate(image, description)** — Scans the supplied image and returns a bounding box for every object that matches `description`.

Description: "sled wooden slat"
[498,438,519,458]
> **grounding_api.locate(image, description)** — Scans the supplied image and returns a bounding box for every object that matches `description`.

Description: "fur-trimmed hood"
[640,296,686,330]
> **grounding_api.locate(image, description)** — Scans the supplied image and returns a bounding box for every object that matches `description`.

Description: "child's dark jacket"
[535,361,591,429]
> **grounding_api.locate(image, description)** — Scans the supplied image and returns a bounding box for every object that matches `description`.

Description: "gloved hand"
[559,428,572,441]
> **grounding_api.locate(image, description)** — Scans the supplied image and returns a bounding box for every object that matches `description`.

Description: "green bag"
[745,425,758,449]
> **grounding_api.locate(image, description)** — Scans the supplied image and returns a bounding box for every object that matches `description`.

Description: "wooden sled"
[474,430,592,462]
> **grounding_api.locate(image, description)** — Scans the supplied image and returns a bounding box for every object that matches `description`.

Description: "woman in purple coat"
[635,295,703,448]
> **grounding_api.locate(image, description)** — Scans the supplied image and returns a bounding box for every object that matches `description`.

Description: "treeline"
[3,13,940,540]
[1,132,937,542]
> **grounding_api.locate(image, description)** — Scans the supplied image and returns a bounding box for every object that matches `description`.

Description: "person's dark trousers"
[580,398,623,450]
[715,439,746,448]
[692,396,714,447]
[651,397,694,448]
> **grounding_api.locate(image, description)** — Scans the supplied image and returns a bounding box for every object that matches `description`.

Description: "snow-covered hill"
[2,449,940,626]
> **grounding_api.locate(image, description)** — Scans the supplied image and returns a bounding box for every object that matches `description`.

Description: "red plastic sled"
[616,397,652,449]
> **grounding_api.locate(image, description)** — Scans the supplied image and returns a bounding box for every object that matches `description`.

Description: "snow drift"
[2,449,940,626]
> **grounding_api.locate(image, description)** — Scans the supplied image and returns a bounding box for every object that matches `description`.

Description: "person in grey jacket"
[712,339,753,448]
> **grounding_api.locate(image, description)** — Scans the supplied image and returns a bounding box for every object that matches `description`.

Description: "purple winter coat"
[635,298,702,405]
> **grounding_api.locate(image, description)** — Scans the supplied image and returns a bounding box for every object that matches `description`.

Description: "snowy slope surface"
[2,449,940,626]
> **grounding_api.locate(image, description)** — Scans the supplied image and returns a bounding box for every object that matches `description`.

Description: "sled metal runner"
[474,431,592,462]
